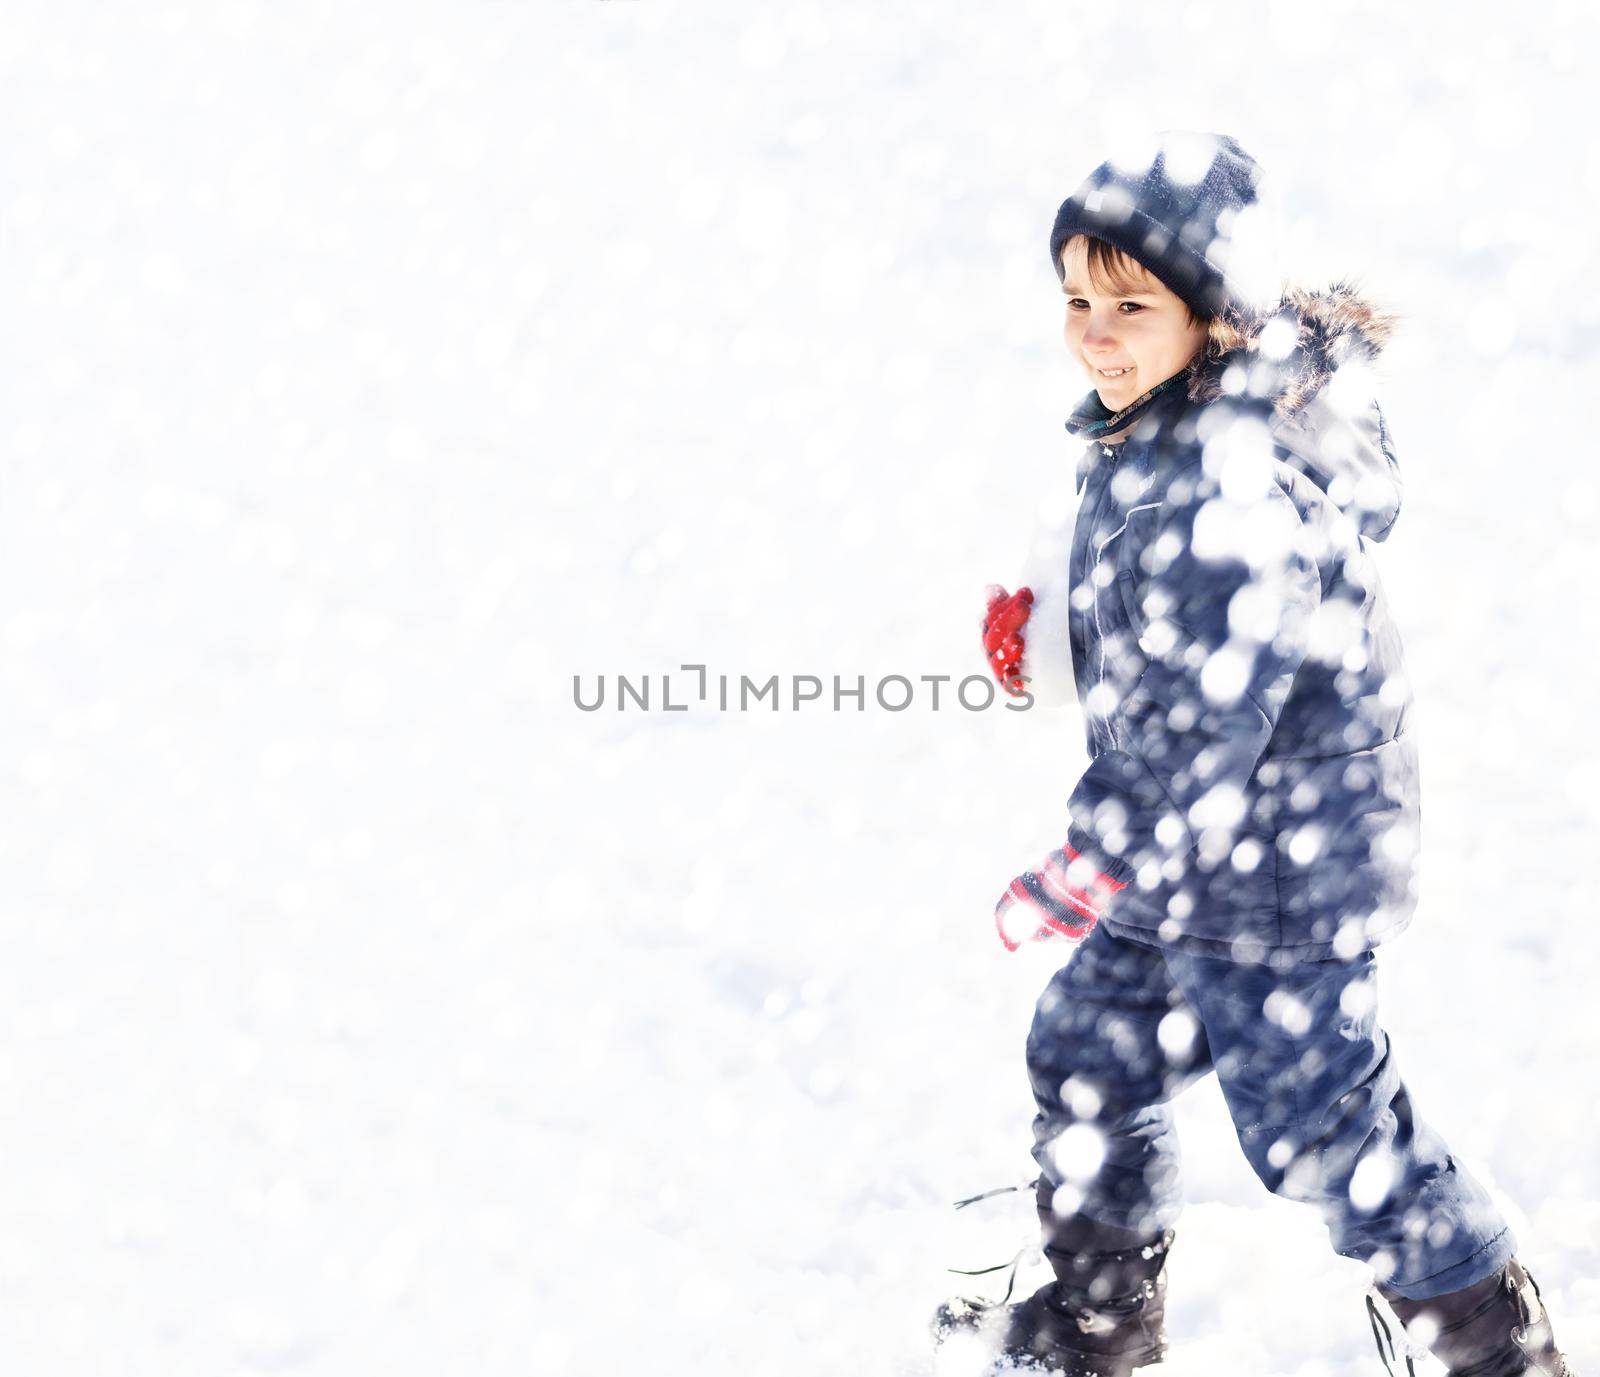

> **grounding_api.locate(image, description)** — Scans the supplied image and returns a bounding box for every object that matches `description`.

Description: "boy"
[944,133,1577,1376]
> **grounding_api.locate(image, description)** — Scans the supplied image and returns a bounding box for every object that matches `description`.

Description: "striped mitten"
[994,843,1128,951]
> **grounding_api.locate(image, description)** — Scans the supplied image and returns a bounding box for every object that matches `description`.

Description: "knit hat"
[1049,131,1272,318]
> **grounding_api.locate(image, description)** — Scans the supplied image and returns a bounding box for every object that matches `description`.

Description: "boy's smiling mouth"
[1096,365,1135,378]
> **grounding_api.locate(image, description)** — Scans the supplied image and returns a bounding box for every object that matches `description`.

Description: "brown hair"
[1062,234,1243,360]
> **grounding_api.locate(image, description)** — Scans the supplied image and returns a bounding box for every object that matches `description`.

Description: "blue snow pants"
[1026,922,1516,1301]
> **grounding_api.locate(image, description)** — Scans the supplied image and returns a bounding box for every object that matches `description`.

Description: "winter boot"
[933,1179,1171,1376]
[1368,1258,1579,1376]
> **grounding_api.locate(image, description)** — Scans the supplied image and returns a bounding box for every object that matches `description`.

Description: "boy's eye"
[1064,298,1145,314]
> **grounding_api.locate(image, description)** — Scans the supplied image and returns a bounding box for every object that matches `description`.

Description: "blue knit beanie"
[1049,132,1266,318]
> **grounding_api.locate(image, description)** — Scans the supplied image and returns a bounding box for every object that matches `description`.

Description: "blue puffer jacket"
[1047,284,1418,964]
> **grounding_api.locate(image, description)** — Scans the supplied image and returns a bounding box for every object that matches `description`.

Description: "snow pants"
[1026,921,1516,1301]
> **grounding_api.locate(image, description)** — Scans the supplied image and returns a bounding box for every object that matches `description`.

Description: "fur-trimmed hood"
[1187,280,1405,543]
[1187,279,1396,417]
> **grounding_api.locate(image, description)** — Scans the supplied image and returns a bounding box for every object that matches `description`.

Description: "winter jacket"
[1021,284,1419,964]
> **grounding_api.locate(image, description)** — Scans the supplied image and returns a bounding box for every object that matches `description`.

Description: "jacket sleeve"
[1062,451,1321,900]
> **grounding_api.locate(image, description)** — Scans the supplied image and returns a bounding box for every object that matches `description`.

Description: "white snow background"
[3,2,1598,1374]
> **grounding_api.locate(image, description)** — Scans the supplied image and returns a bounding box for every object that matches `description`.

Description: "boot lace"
[1365,1291,1418,1377]
[944,1178,1171,1329]
[943,1179,1038,1310]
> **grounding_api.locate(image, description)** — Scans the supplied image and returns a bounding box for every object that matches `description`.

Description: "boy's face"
[1059,237,1208,410]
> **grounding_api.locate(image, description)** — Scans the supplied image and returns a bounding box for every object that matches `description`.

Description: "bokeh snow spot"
[1230,837,1264,873]
[1263,989,1312,1036]
[1158,1009,1199,1062]
[1050,1123,1107,1184]
[1189,783,1246,832]
[1200,643,1253,703]
[1159,130,1219,186]
[1063,1075,1103,1120]
[1350,1149,1399,1213]
[1287,823,1324,866]
[1258,313,1299,361]
[1339,975,1377,1021]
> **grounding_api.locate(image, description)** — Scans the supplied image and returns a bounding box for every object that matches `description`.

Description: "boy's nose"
[1080,318,1118,350]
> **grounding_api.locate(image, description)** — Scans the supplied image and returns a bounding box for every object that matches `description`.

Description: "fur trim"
[1185,280,1398,419]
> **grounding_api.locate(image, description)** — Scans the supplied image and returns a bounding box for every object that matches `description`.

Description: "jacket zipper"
[1092,441,1121,751]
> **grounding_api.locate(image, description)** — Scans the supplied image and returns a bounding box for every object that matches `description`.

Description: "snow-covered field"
[4,3,1598,1373]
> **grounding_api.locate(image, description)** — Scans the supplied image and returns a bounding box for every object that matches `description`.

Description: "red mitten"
[994,843,1128,951]
[981,584,1034,697]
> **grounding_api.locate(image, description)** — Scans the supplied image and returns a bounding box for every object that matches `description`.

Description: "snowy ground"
[4,2,1599,1374]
